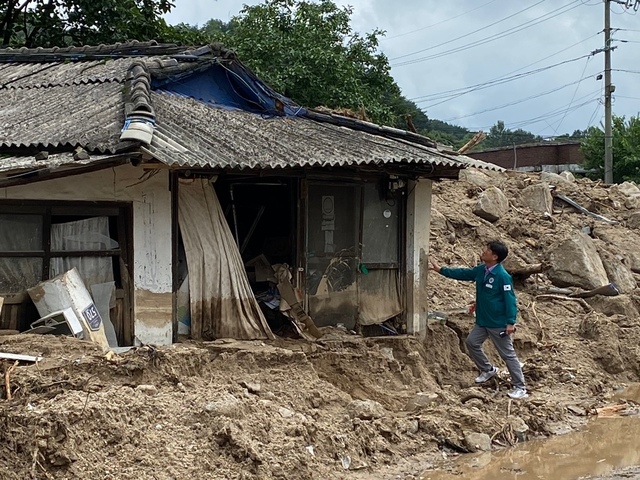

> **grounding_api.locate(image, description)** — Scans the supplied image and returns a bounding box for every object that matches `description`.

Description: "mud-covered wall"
[0,164,173,345]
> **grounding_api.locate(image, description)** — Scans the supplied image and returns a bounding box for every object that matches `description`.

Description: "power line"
[384,0,500,40]
[554,56,593,134]
[466,91,600,131]
[390,0,548,61]
[407,32,600,116]
[391,0,582,67]
[441,72,602,122]
[414,54,593,109]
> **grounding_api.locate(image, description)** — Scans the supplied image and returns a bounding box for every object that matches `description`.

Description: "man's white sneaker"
[508,387,529,399]
[475,367,499,383]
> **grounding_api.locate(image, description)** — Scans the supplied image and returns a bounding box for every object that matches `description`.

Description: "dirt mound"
[2,170,640,479]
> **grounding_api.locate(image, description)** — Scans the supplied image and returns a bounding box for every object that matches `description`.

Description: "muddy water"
[423,386,640,480]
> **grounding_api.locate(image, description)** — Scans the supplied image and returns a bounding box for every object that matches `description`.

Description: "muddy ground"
[2,169,640,479]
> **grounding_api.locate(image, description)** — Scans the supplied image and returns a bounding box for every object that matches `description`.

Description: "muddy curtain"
[178,178,274,340]
[358,269,403,326]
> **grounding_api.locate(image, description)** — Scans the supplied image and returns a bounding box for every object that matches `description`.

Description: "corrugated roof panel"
[0,82,125,152]
[0,152,122,174]
[0,58,141,88]
[147,92,478,171]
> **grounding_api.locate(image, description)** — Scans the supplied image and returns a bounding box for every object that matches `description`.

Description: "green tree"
[581,115,640,183]
[483,120,542,148]
[0,0,197,47]
[219,0,400,125]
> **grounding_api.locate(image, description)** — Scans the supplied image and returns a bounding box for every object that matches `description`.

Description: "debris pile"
[1,169,640,479]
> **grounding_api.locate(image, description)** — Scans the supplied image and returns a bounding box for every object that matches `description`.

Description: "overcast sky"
[165,0,640,137]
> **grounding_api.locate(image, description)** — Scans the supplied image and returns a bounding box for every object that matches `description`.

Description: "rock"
[379,347,394,361]
[624,195,640,209]
[567,405,588,416]
[559,171,576,182]
[592,227,640,272]
[347,400,386,420]
[508,417,530,442]
[459,168,493,189]
[136,384,158,395]
[612,181,640,197]
[586,295,639,318]
[541,171,572,186]
[73,146,90,161]
[463,432,492,452]
[472,186,509,222]
[240,381,261,394]
[598,249,637,293]
[204,393,242,417]
[430,208,448,230]
[278,407,295,418]
[406,392,440,410]
[520,183,553,214]
[627,212,640,229]
[406,419,420,434]
[548,232,609,290]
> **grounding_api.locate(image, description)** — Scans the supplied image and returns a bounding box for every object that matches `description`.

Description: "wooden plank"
[0,296,4,317]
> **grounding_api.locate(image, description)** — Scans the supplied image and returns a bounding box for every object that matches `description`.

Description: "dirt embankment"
[1,170,640,479]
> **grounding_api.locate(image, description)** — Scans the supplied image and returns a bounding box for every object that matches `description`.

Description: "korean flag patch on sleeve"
[504,284,512,291]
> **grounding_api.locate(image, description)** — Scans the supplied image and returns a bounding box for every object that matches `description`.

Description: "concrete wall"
[0,164,173,345]
[405,179,432,336]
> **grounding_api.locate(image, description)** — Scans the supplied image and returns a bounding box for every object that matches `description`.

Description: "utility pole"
[604,0,614,184]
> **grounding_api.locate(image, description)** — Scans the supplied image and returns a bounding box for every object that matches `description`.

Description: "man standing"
[429,241,528,399]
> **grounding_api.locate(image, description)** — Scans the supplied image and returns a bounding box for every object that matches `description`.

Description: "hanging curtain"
[50,217,117,288]
[178,178,274,341]
[358,269,403,326]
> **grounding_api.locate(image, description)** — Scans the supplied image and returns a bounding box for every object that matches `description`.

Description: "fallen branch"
[508,263,550,278]
[595,404,628,417]
[535,294,593,313]
[529,301,546,343]
[4,360,18,400]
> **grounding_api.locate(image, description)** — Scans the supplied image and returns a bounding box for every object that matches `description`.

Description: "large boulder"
[520,183,553,214]
[548,232,609,290]
[541,171,573,187]
[459,168,493,189]
[594,227,640,273]
[559,171,576,183]
[612,181,640,197]
[598,249,637,293]
[612,181,640,209]
[472,186,509,222]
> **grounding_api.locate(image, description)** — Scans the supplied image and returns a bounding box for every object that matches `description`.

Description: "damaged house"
[0,42,499,347]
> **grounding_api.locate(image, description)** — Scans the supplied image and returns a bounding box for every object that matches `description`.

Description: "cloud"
[164,0,640,136]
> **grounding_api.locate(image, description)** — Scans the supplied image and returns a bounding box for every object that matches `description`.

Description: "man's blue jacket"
[439,263,517,328]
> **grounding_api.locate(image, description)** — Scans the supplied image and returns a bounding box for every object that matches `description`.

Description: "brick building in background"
[469,141,586,173]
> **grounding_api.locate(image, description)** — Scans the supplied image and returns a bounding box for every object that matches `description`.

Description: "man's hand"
[506,324,516,335]
[429,257,441,273]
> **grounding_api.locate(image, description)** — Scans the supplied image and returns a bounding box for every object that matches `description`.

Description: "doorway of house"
[215,176,298,336]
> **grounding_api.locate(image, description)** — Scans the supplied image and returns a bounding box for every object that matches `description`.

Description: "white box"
[28,268,110,350]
